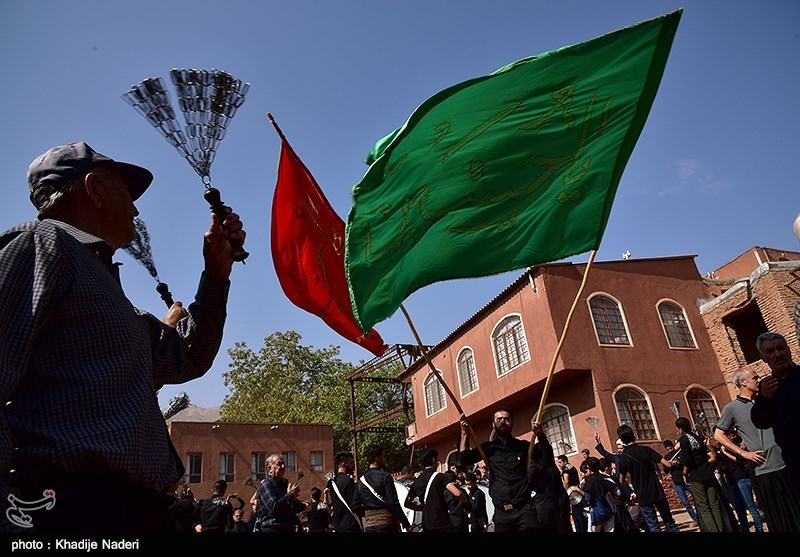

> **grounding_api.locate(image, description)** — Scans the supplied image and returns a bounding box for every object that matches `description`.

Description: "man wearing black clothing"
[617,424,680,532]
[444,469,470,532]
[194,480,242,533]
[326,451,363,533]
[168,484,196,533]
[675,417,725,532]
[463,472,488,532]
[459,408,540,532]
[356,445,411,532]
[661,439,698,524]
[529,422,571,532]
[405,448,467,532]
[556,453,586,532]
[752,331,800,497]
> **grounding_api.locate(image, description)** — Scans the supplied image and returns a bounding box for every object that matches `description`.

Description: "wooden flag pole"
[528,250,597,466]
[399,303,491,472]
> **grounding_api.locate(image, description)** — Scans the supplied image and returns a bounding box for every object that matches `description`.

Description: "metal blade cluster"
[122,69,250,181]
[122,217,160,281]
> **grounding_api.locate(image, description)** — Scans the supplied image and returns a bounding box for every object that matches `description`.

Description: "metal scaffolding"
[346,343,430,474]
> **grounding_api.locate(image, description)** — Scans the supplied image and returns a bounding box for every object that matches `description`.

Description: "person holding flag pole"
[270,9,683,533]
[347,6,682,489]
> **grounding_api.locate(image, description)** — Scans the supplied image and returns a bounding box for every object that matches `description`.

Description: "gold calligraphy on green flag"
[346,10,682,332]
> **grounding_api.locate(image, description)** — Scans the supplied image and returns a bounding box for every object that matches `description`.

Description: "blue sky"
[2,1,798,409]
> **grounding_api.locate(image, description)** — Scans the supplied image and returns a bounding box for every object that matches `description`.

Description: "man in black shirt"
[463,472,488,532]
[326,451,363,533]
[194,480,242,533]
[661,439,698,524]
[459,408,540,532]
[529,423,570,533]
[405,448,467,532]
[356,445,411,532]
[752,331,800,498]
[675,417,725,532]
[556,453,587,532]
[617,424,680,532]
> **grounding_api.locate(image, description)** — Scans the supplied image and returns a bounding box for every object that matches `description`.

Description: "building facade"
[164,246,800,515]
[168,421,334,504]
[399,247,800,508]
[700,247,800,399]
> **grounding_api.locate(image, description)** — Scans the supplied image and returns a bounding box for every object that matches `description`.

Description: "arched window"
[424,372,447,416]
[493,316,530,376]
[457,348,479,397]
[658,301,696,348]
[686,388,719,438]
[538,405,577,455]
[589,295,631,345]
[615,387,656,440]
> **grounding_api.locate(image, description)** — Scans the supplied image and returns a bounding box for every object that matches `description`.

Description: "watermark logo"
[6,490,56,528]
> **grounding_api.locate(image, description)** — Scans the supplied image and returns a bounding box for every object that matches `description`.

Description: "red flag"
[270,127,388,357]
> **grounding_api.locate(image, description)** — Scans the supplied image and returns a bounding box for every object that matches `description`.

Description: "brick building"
[167,420,334,504]
[700,247,800,399]
[398,246,800,511]
[164,245,799,516]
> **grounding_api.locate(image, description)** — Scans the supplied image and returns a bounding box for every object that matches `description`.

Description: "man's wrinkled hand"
[163,301,188,327]
[203,208,246,281]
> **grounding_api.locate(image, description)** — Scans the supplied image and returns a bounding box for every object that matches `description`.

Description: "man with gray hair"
[752,331,800,522]
[255,453,310,532]
[715,366,800,531]
[0,141,246,533]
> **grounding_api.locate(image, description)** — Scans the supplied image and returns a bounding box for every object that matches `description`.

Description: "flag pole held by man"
[345,9,682,333]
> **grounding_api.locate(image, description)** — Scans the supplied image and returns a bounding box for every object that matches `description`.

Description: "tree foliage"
[220,331,413,472]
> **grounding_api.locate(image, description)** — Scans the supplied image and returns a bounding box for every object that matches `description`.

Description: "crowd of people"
[179,332,800,534]
[1,141,798,535]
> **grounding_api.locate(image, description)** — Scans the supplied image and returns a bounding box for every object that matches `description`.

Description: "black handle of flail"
[203,187,249,263]
[156,282,174,308]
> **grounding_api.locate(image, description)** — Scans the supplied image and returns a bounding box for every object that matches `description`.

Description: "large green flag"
[346,10,682,333]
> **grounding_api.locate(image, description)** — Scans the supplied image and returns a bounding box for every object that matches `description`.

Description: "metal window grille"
[590,296,630,345]
[542,406,576,455]
[281,451,297,472]
[186,453,202,484]
[659,302,695,348]
[219,453,234,482]
[457,349,479,395]
[424,373,446,415]
[310,451,324,472]
[687,389,719,438]
[615,388,656,439]
[494,317,530,375]
[251,452,267,482]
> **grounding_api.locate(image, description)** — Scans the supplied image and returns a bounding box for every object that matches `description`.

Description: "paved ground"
[671,507,767,533]
[672,508,700,532]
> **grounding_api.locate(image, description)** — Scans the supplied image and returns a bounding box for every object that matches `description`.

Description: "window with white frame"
[281,451,297,472]
[658,301,696,348]
[590,295,630,345]
[186,453,202,484]
[251,452,267,482]
[310,451,324,472]
[539,405,577,455]
[457,348,479,397]
[615,387,656,439]
[219,452,234,482]
[493,316,530,376]
[424,372,447,416]
[687,388,719,438]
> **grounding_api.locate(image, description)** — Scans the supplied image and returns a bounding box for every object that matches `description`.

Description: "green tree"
[220,330,412,472]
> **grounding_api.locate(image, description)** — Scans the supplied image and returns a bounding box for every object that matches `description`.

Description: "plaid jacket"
[0,220,230,520]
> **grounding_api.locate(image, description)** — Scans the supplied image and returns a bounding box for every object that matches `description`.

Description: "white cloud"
[656,159,727,197]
